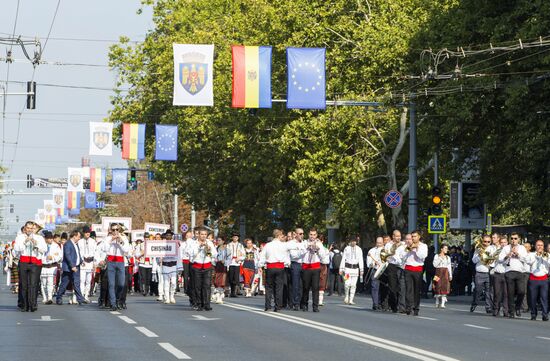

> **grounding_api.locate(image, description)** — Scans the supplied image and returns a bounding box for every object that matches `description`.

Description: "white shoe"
[349,299,356,305]
[170,297,176,304]
[157,297,164,302]
[441,296,447,308]
[344,297,349,304]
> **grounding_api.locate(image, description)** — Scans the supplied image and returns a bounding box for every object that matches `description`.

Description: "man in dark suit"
[56,230,87,305]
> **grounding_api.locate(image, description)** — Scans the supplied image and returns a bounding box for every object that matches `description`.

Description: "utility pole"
[433,139,439,252]
[173,193,178,234]
[408,93,418,232]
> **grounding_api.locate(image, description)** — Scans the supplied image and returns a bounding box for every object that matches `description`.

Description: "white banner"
[101,216,132,232]
[144,222,171,235]
[35,209,46,226]
[173,44,214,106]
[52,188,65,209]
[144,240,178,257]
[89,122,113,156]
[91,224,103,233]
[43,200,56,216]
[67,167,84,192]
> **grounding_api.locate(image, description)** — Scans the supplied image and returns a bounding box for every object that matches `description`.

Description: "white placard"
[91,224,103,232]
[101,216,132,232]
[144,222,171,235]
[144,240,178,257]
[131,230,146,242]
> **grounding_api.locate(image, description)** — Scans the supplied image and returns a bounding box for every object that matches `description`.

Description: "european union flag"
[84,190,97,209]
[111,169,128,194]
[155,125,178,161]
[287,47,326,109]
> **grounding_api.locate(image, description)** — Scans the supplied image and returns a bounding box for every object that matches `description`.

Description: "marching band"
[4,221,548,323]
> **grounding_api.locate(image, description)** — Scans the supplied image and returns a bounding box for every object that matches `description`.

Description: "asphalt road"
[0,273,548,361]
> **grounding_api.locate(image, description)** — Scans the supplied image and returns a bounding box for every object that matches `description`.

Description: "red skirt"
[213,262,227,288]
[319,264,328,291]
[433,267,450,295]
[243,268,255,288]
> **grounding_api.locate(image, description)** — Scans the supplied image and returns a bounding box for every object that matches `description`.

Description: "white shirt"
[78,237,97,269]
[288,239,305,263]
[499,244,529,273]
[226,241,245,267]
[102,235,130,256]
[300,239,328,265]
[493,248,508,274]
[14,233,47,261]
[525,252,550,277]
[366,246,382,269]
[42,242,62,265]
[339,245,364,273]
[188,240,218,265]
[433,254,452,277]
[472,248,491,273]
[402,242,428,267]
[385,241,405,267]
[259,239,295,267]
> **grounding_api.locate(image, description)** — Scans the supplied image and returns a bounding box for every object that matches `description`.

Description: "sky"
[0,0,153,237]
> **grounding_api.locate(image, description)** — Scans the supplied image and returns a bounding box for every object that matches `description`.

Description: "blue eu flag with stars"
[287,47,326,109]
[155,124,178,161]
[84,190,97,209]
[111,169,128,194]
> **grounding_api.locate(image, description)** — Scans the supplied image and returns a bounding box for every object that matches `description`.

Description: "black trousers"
[18,262,40,311]
[505,271,525,313]
[328,270,344,296]
[265,267,284,309]
[188,265,196,304]
[183,262,192,296]
[386,264,400,312]
[228,265,240,295]
[405,269,422,313]
[492,272,508,315]
[300,268,320,310]
[529,279,548,318]
[139,266,152,296]
[193,267,212,308]
[98,269,110,306]
[290,262,302,306]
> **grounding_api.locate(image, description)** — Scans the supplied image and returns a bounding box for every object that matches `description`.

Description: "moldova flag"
[67,191,80,210]
[90,168,106,192]
[232,45,272,108]
[122,123,146,160]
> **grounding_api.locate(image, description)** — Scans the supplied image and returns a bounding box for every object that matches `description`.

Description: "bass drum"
[373,262,388,280]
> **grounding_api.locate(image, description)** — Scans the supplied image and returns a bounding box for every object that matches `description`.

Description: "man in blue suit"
[56,230,87,305]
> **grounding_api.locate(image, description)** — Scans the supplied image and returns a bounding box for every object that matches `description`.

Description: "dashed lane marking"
[135,326,159,338]
[110,311,121,315]
[463,324,491,330]
[158,342,191,359]
[118,315,137,324]
[536,336,550,341]
[417,316,437,321]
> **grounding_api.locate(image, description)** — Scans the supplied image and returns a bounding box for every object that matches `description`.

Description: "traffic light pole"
[408,94,418,233]
[433,141,439,253]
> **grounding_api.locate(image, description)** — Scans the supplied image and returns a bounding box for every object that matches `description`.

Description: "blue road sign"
[96,201,105,209]
[181,223,189,233]
[428,215,447,234]
[384,190,403,209]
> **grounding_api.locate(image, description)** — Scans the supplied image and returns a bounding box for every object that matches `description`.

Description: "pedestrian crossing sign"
[428,215,446,234]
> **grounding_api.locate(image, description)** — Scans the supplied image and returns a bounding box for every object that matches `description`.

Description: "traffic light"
[9,204,14,213]
[26,174,33,188]
[431,186,443,215]
[26,81,36,109]
[129,169,137,190]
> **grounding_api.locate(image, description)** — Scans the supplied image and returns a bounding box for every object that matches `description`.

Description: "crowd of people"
[2,221,548,321]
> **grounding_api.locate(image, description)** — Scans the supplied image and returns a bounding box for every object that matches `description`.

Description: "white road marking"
[337,304,364,310]
[32,315,63,322]
[191,315,220,321]
[158,342,191,359]
[110,311,121,315]
[223,302,459,361]
[417,316,437,321]
[536,336,550,341]
[118,315,137,324]
[463,324,491,330]
[135,326,159,338]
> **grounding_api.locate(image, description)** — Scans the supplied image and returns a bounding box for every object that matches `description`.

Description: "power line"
[0,31,145,44]
[0,57,109,68]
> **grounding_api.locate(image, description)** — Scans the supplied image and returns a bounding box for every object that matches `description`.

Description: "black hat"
[165,229,174,236]
[144,232,150,238]
[231,232,240,237]
[90,231,97,238]
[82,225,91,233]
[43,231,53,239]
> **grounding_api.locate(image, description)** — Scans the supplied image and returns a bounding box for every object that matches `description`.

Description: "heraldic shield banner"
[173,44,214,106]
[67,167,84,192]
[89,122,113,156]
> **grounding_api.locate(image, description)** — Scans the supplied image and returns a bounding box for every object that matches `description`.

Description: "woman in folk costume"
[242,239,259,297]
[212,237,228,304]
[6,242,19,293]
[318,235,331,306]
[432,244,452,308]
